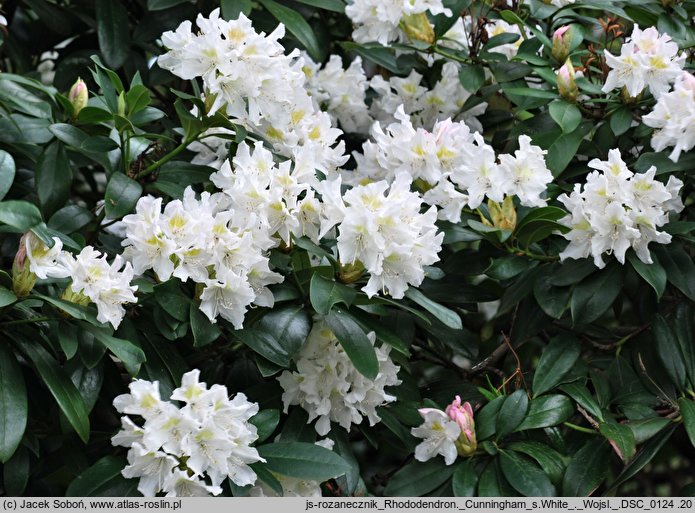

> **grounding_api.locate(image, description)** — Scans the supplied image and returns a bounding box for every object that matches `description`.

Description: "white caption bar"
[1,497,693,513]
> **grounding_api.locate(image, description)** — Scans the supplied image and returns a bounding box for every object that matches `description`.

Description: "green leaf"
[3,446,29,496]
[533,275,570,319]
[562,439,611,496]
[125,84,151,116]
[291,0,344,12]
[404,288,462,330]
[48,205,95,234]
[476,396,505,441]
[384,458,456,497]
[533,336,581,396]
[571,264,622,325]
[496,390,529,439]
[606,424,677,492]
[250,409,280,444]
[190,304,221,347]
[81,323,146,376]
[559,382,604,421]
[600,420,636,462]
[309,273,356,315]
[0,150,15,201]
[452,460,479,497]
[147,0,191,10]
[679,398,695,448]
[673,304,695,388]
[653,244,695,301]
[0,287,16,308]
[34,293,99,325]
[339,42,400,74]
[221,0,253,18]
[516,394,573,431]
[0,200,42,231]
[13,337,90,443]
[259,0,322,61]
[0,345,27,463]
[234,327,291,368]
[500,450,556,497]
[154,279,189,322]
[257,442,350,481]
[610,106,633,136]
[628,252,666,299]
[95,0,131,69]
[66,456,129,496]
[325,309,379,380]
[507,442,565,484]
[459,64,486,93]
[256,305,312,359]
[549,100,582,133]
[653,314,687,389]
[35,141,72,218]
[486,256,533,281]
[105,173,142,219]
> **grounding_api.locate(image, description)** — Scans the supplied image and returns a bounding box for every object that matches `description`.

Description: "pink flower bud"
[68,78,88,117]
[681,72,695,94]
[556,60,578,103]
[445,396,477,457]
[552,25,573,63]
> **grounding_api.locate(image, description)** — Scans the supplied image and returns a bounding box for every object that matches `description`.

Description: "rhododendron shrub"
[0,0,694,499]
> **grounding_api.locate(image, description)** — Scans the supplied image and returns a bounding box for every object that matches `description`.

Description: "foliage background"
[0,0,694,498]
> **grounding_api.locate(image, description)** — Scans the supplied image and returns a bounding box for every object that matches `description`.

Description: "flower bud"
[551,26,572,63]
[488,196,517,231]
[12,234,36,297]
[68,78,88,117]
[400,13,435,45]
[556,60,578,103]
[445,396,477,457]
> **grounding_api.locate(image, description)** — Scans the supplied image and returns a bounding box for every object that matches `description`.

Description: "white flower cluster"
[643,72,695,162]
[319,172,443,298]
[353,107,553,221]
[278,320,401,435]
[602,26,685,98]
[211,141,323,245]
[112,370,264,497]
[248,439,334,497]
[345,0,451,45]
[158,9,346,175]
[24,234,137,329]
[303,54,373,135]
[370,62,487,131]
[121,186,282,328]
[558,149,683,268]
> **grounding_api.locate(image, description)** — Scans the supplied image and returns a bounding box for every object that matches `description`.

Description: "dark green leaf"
[653,314,687,389]
[673,304,695,387]
[459,64,486,93]
[105,173,142,219]
[680,398,695,448]
[258,442,350,481]
[292,0,344,12]
[340,42,400,73]
[0,287,16,308]
[3,446,29,495]
[500,450,556,497]
[0,150,15,201]
[628,252,666,299]
[496,390,529,439]
[325,309,379,380]
[507,441,565,484]
[35,141,72,218]
[610,106,633,136]
[476,396,505,441]
[600,420,636,462]
[147,0,191,10]
[404,288,462,330]
[571,264,622,325]
[309,273,356,316]
[452,459,479,497]
[256,305,311,359]
[259,0,322,61]
[0,345,27,463]
[559,382,604,421]
[48,205,94,234]
[13,337,90,443]
[250,410,280,444]
[533,336,581,396]
[516,395,573,431]
[96,0,131,69]
[234,328,291,368]
[549,100,582,133]
[81,323,146,376]
[384,458,456,497]
[66,456,129,497]
[653,244,695,301]
[533,275,570,319]
[221,0,253,18]
[562,439,611,496]
[190,304,221,347]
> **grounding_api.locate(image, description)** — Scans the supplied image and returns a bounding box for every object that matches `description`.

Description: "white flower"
[558,150,682,268]
[112,371,265,496]
[25,234,69,279]
[278,320,401,435]
[643,72,695,162]
[497,135,553,207]
[603,26,685,97]
[411,408,461,465]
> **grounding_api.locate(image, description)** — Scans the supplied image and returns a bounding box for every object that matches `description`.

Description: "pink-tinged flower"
[556,60,578,102]
[68,78,88,116]
[445,396,477,457]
